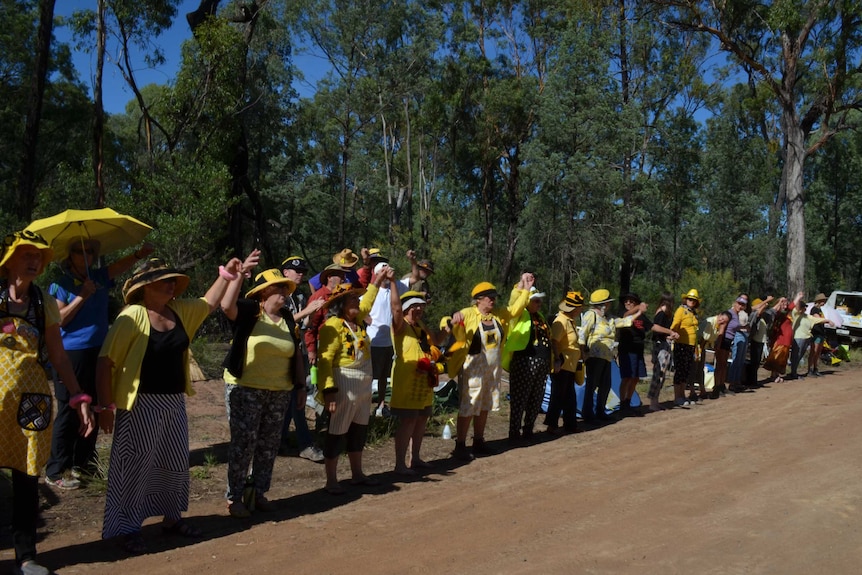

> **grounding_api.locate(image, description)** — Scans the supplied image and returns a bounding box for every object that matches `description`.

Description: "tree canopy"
[4,0,862,318]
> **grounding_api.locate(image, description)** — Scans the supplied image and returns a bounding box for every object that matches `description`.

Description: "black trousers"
[545,369,578,430]
[47,347,100,479]
[583,357,611,420]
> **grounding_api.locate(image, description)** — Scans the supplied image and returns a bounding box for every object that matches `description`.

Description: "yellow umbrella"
[25,208,152,261]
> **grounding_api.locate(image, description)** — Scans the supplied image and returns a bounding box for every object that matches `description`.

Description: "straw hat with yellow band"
[332,248,359,268]
[417,259,434,274]
[245,269,296,299]
[324,282,366,308]
[122,257,190,304]
[0,230,54,274]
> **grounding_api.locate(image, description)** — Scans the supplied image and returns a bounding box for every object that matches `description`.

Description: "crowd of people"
[0,230,846,574]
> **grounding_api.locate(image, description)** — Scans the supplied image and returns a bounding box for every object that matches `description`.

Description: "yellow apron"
[0,313,53,476]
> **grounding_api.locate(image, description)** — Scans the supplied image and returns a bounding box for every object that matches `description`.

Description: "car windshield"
[834,294,862,317]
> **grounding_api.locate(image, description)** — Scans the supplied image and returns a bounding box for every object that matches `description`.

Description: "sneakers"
[14,560,50,575]
[46,476,80,490]
[299,446,324,462]
[228,500,252,518]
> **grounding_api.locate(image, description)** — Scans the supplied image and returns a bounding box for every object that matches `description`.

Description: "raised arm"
[203,254,251,313]
[389,268,407,336]
[220,250,260,321]
[107,242,154,280]
[405,249,421,286]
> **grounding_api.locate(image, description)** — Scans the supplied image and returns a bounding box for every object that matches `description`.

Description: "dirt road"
[7,368,862,574]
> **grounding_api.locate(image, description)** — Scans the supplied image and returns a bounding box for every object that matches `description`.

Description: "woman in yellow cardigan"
[96,255,246,554]
[317,269,390,494]
[449,273,534,460]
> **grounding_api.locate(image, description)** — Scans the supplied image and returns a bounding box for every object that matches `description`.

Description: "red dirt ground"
[3,364,862,574]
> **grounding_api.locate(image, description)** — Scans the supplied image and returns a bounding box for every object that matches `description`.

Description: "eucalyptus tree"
[519,7,622,294]
[696,84,776,295]
[806,130,862,290]
[285,0,392,249]
[654,0,862,294]
[429,0,560,284]
[65,0,183,203]
[0,0,91,228]
[610,0,710,296]
[16,0,56,221]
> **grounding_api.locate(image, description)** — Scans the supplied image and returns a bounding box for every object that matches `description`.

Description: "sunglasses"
[71,248,95,255]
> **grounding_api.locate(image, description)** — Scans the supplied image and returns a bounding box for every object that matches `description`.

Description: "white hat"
[529,286,546,301]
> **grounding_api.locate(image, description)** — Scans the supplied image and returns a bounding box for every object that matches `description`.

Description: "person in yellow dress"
[0,230,94,575]
[389,286,445,474]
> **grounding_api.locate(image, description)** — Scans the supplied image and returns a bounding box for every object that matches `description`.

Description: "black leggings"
[323,422,368,458]
[8,469,39,565]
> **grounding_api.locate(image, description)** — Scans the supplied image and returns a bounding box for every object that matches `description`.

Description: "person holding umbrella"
[0,230,94,575]
[45,238,153,489]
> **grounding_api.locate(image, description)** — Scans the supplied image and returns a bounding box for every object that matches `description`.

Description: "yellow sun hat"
[681,288,701,302]
[589,288,614,306]
[0,230,54,273]
[471,281,498,299]
[245,269,296,299]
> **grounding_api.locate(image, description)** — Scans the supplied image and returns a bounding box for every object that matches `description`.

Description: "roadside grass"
[191,451,219,480]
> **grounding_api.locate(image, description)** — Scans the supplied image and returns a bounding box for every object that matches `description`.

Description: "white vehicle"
[824,291,862,344]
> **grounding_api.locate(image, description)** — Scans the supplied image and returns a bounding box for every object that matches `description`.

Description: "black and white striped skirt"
[102,393,189,539]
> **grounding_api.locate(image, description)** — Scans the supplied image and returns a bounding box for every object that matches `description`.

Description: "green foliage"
[678,268,741,318]
[2,0,862,360]
[190,336,229,380]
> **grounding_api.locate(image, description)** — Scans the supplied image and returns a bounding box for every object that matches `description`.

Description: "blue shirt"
[48,267,114,350]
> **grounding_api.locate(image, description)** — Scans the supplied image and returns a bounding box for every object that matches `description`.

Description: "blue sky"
[55,0,199,113]
[55,0,327,113]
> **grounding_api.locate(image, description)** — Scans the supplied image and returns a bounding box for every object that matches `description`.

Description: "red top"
[770,302,795,347]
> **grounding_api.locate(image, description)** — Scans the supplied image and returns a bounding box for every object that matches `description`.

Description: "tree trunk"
[617,0,633,297]
[16,0,55,221]
[92,0,106,207]
[782,115,806,295]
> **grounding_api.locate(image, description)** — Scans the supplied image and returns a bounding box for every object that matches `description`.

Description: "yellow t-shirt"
[223,312,295,391]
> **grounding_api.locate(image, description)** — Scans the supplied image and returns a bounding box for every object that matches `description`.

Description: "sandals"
[120,532,148,555]
[325,483,346,495]
[162,519,202,538]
